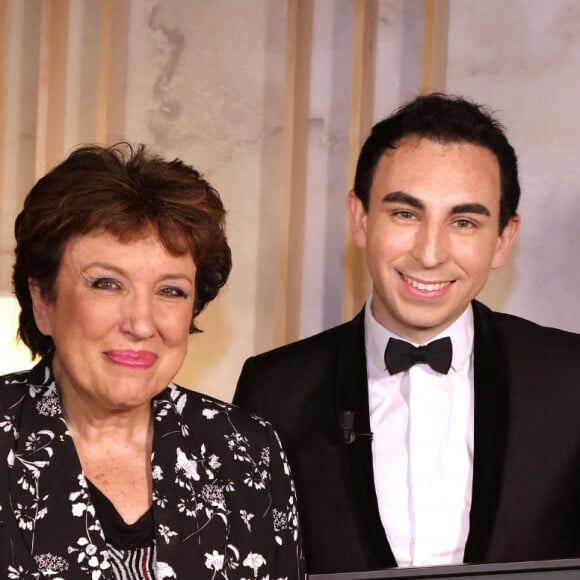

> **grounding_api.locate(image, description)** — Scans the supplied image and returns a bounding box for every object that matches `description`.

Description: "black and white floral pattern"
[0,358,304,579]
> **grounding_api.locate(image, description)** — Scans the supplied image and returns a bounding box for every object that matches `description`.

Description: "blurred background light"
[0,293,35,375]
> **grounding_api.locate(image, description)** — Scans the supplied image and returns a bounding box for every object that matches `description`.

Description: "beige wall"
[1,0,580,400]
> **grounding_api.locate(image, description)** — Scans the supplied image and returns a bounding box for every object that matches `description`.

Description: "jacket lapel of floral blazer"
[150,386,211,576]
[7,360,112,578]
[151,387,248,577]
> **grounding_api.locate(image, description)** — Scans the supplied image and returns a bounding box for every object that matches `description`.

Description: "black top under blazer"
[234,300,580,574]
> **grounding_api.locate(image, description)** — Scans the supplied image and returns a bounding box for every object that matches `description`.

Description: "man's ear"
[491,214,521,270]
[28,279,53,336]
[347,190,368,249]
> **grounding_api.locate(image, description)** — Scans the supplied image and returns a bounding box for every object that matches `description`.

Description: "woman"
[0,144,304,579]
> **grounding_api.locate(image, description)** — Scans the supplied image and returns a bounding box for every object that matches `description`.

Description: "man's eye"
[394,210,415,220]
[90,278,120,290]
[454,219,475,229]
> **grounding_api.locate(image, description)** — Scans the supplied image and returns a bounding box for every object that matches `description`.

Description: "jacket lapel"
[464,301,509,561]
[151,387,226,577]
[336,309,397,568]
[7,359,113,578]
[331,302,509,566]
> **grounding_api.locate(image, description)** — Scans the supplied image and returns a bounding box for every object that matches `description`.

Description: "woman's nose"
[120,294,156,339]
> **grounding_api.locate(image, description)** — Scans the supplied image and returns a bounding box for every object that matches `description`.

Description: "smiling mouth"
[401,273,452,292]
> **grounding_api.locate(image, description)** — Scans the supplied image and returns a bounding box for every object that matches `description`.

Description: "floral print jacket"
[0,358,304,579]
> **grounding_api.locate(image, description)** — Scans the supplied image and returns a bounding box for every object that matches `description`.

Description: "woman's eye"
[90,277,120,290]
[159,286,189,299]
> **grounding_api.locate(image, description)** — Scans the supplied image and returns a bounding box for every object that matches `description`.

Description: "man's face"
[349,136,519,343]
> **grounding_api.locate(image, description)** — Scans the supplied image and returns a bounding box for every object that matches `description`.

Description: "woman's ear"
[28,279,53,336]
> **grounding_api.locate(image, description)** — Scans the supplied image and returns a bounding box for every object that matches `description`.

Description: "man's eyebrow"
[450,203,491,216]
[382,192,492,218]
[382,191,424,210]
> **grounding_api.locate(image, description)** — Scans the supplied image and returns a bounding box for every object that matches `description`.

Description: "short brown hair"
[13,142,232,357]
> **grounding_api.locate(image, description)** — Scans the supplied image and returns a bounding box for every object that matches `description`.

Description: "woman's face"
[30,230,196,415]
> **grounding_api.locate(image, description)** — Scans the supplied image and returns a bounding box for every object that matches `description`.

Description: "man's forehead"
[382,134,497,160]
[369,137,502,211]
[373,137,500,181]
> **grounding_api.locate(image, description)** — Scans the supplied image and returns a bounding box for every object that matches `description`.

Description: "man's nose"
[411,223,448,268]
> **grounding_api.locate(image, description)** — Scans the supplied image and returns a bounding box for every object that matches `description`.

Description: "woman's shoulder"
[0,363,49,407]
[0,366,34,386]
[152,385,286,489]
[156,383,275,440]
[1,358,53,385]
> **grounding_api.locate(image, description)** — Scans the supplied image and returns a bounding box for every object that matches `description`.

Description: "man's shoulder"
[234,313,366,412]
[476,301,580,354]
[245,315,363,368]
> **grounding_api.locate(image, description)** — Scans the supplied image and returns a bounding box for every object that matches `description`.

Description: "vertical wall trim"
[0,0,10,292]
[0,0,8,195]
[342,0,377,322]
[96,0,129,145]
[421,0,449,94]
[274,0,313,346]
[35,0,69,179]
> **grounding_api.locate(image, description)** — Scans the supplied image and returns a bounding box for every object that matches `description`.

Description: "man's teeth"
[403,275,449,292]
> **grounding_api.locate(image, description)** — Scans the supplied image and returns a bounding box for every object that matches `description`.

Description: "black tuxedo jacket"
[234,301,580,574]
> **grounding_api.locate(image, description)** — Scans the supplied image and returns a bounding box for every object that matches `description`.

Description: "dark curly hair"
[354,93,520,232]
[13,142,232,357]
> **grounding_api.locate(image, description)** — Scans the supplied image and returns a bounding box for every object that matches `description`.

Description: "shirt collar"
[364,295,474,379]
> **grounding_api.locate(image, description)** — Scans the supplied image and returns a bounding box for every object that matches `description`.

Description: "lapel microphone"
[339,411,373,444]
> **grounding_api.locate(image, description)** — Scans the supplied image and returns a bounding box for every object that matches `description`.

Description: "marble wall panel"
[63,0,101,151]
[447,0,580,333]
[300,0,353,337]
[124,0,286,399]
[373,0,423,121]
[0,1,41,292]
[301,0,424,338]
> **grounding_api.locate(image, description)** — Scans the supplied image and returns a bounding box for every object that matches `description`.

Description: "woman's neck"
[63,397,155,525]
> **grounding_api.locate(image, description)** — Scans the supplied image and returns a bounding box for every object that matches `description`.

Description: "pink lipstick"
[104,350,157,369]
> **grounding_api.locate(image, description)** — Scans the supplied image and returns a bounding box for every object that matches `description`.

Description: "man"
[234,94,580,574]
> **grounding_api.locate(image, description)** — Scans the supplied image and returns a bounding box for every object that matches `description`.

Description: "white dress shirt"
[365,297,475,567]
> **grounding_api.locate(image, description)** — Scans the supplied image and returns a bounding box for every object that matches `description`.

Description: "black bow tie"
[384,336,452,375]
